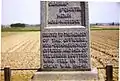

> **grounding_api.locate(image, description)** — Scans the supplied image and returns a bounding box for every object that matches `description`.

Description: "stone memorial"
[41,1,90,71]
[41,27,91,71]
[31,1,98,81]
[41,1,89,28]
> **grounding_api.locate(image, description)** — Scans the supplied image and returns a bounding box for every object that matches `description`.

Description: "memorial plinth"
[30,1,98,81]
[31,68,98,81]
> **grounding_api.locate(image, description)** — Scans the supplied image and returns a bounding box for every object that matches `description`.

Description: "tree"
[10,23,25,27]
[111,22,114,26]
[96,23,98,25]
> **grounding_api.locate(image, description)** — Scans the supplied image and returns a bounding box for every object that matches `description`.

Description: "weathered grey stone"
[31,68,98,81]
[41,26,91,71]
[31,1,98,81]
[40,1,94,71]
[41,1,89,28]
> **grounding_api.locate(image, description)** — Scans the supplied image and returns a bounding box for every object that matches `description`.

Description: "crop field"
[0,29,119,81]
[91,30,119,81]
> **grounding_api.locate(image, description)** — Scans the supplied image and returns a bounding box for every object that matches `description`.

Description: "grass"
[11,74,33,81]
[90,28,119,30]
[0,73,33,81]
[90,26,119,30]
[1,27,41,37]
[2,26,119,32]
[0,70,35,81]
[1,27,41,32]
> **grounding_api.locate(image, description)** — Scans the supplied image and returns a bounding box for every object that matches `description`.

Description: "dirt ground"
[1,30,119,81]
[1,32,40,69]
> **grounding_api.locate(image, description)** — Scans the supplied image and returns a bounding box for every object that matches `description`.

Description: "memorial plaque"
[41,1,89,28]
[40,1,91,71]
[41,27,90,71]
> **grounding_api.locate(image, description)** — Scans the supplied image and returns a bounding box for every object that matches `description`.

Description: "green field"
[1,26,119,32]
[1,27,41,32]
[90,26,119,30]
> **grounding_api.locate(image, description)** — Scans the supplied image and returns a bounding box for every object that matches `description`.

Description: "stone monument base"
[30,68,98,81]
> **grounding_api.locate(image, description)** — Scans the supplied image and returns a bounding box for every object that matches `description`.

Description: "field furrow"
[1,30,119,81]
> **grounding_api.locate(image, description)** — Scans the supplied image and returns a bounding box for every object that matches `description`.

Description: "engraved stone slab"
[41,1,89,28]
[41,26,91,71]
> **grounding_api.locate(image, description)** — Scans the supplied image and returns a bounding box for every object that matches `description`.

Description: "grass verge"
[1,27,41,32]
[90,26,119,30]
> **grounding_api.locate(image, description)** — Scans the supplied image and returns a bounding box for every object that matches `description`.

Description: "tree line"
[10,23,41,27]
[10,23,26,27]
